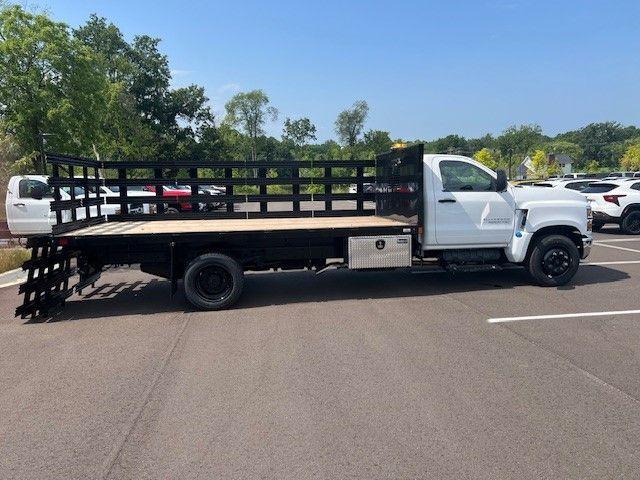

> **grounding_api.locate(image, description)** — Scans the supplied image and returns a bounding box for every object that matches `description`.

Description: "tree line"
[1,4,640,179]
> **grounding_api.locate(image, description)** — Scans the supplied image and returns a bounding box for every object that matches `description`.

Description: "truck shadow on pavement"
[48,264,630,322]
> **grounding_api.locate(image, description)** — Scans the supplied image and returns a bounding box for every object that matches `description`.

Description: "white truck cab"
[5,175,119,236]
[419,155,592,285]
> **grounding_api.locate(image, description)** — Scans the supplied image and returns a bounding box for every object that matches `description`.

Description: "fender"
[622,203,640,217]
[506,195,589,263]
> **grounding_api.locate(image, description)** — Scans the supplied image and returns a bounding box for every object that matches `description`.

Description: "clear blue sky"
[39,0,640,142]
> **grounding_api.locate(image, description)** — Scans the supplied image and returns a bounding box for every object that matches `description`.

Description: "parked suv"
[581,179,640,233]
[533,179,594,192]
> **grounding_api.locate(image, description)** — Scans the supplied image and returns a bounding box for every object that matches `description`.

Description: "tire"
[621,211,640,235]
[526,234,580,287]
[592,222,604,232]
[183,253,244,310]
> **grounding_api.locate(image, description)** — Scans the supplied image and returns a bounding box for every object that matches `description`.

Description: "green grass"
[0,247,30,274]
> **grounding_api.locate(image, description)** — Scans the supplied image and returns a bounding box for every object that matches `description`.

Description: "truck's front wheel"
[183,253,244,310]
[526,235,580,287]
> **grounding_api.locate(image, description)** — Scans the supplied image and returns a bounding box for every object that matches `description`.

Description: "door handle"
[438,198,456,203]
[13,203,26,207]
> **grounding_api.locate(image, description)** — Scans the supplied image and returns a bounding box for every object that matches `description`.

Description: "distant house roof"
[548,153,573,165]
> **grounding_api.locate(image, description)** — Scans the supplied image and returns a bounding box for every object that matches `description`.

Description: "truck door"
[6,178,54,235]
[433,159,515,245]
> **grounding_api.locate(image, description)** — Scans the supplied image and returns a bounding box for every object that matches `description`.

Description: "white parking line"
[488,309,640,323]
[410,260,640,274]
[594,238,640,243]
[583,260,640,266]
[594,243,640,254]
[0,278,24,289]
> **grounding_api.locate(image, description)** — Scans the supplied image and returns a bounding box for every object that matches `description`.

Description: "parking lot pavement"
[1,233,640,479]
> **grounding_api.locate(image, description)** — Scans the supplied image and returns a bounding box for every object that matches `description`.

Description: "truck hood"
[511,185,587,209]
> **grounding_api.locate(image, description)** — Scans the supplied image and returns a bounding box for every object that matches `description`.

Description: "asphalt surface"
[1,228,640,479]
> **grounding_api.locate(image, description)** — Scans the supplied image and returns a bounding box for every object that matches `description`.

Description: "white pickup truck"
[4,175,154,236]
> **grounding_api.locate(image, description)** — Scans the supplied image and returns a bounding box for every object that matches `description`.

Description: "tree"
[335,100,368,148]
[97,81,157,160]
[426,134,469,155]
[73,14,131,83]
[282,117,316,147]
[75,16,214,161]
[531,150,562,178]
[467,134,495,154]
[362,130,392,155]
[620,143,640,171]
[547,159,561,177]
[529,149,549,178]
[586,160,601,173]
[225,90,278,161]
[496,125,545,177]
[543,140,582,161]
[0,5,107,171]
[556,122,637,167]
[473,148,497,170]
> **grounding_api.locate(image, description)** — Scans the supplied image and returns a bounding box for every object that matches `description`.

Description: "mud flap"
[169,241,178,298]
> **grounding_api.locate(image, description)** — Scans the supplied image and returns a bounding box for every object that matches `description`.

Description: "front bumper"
[581,234,593,259]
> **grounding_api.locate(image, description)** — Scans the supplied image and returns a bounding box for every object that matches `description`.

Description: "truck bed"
[60,215,413,237]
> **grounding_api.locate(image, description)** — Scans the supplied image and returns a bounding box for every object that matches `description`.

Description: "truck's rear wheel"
[183,253,244,310]
[621,211,640,235]
[526,235,580,286]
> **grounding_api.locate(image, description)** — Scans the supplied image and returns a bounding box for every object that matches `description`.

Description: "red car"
[145,185,194,213]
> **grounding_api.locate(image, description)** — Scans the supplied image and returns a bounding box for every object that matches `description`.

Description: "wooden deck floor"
[61,216,412,237]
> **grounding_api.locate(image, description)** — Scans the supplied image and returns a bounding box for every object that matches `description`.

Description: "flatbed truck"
[10,144,593,320]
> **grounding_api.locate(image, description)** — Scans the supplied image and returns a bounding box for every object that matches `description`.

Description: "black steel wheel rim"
[541,247,571,277]
[195,266,233,301]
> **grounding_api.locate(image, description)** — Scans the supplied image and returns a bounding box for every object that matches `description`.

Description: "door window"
[18,179,53,198]
[440,161,495,192]
[630,182,640,191]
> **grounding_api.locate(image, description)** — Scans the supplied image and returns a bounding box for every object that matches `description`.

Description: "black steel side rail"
[100,159,375,169]
[45,152,395,234]
[45,148,421,236]
[101,176,374,186]
[102,192,377,205]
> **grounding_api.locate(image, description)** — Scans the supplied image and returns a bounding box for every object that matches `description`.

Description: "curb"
[0,267,26,289]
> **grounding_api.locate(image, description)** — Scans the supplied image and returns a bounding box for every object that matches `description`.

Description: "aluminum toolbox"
[348,235,412,269]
